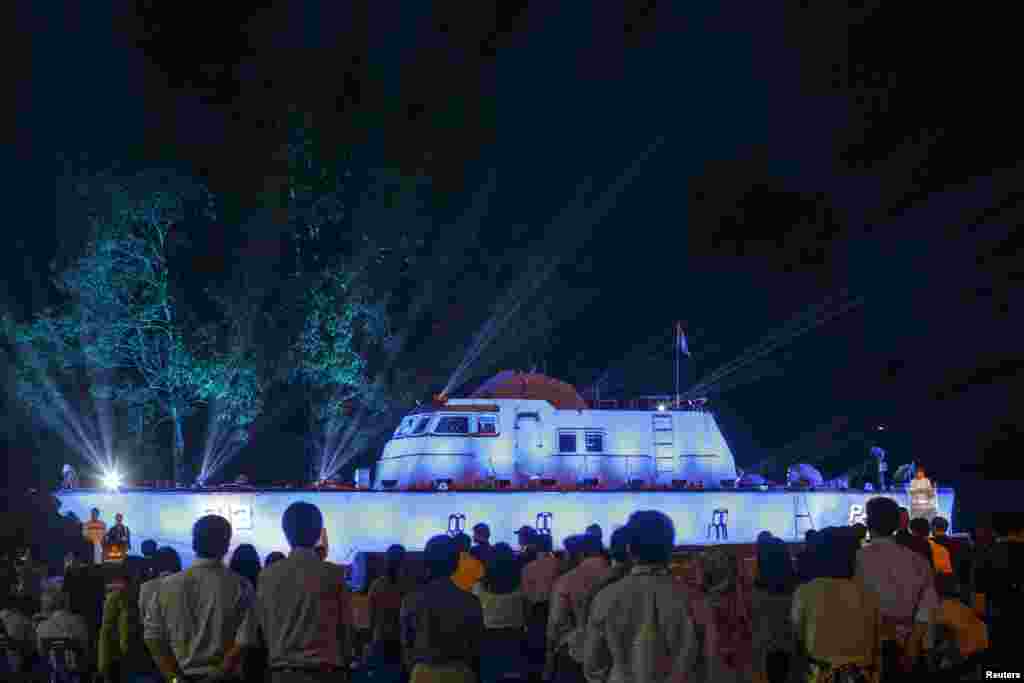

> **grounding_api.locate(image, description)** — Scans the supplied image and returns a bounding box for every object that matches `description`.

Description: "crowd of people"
[1,495,1021,683]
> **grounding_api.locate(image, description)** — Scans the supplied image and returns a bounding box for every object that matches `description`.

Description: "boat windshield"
[411,416,432,434]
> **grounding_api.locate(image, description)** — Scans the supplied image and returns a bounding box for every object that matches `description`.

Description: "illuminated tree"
[13,170,262,484]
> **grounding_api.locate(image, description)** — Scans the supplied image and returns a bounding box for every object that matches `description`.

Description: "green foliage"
[14,170,260,482]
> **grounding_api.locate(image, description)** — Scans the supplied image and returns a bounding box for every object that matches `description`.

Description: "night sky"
[9,3,1023,518]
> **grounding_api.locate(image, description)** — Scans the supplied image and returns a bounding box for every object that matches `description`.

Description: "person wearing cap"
[471,523,494,566]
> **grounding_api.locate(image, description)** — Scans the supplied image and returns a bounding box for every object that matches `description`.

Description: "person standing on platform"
[61,464,79,490]
[84,509,107,565]
[144,515,253,683]
[106,513,131,552]
[233,502,350,683]
[908,467,938,525]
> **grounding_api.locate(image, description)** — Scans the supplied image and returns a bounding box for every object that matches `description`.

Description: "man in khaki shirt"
[585,511,698,683]
[234,502,350,682]
[144,515,253,682]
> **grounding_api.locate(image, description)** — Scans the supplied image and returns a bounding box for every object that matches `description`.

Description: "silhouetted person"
[144,515,253,681]
[234,501,351,681]
[470,523,494,565]
[106,513,131,551]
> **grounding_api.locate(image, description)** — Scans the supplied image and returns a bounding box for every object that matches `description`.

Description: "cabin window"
[558,432,577,453]
[412,416,432,434]
[478,415,498,434]
[435,415,470,434]
[395,417,416,436]
[585,431,604,453]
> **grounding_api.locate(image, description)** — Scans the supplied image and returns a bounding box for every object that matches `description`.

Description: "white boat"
[374,371,739,490]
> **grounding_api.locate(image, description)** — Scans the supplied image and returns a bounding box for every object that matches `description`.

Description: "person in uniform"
[105,513,131,561]
[83,508,107,565]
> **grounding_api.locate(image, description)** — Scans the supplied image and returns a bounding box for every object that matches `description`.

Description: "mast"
[675,322,680,409]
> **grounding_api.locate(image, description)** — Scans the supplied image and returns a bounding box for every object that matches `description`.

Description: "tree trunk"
[171,404,186,485]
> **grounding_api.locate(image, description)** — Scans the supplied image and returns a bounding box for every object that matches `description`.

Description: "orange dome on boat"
[469,370,588,409]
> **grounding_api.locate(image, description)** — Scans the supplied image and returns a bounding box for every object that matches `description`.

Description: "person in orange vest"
[911,518,953,575]
[83,508,107,565]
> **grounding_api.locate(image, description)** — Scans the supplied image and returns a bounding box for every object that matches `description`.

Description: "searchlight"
[102,469,123,491]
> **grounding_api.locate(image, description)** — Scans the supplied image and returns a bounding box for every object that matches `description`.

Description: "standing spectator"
[791,527,880,683]
[925,574,988,677]
[0,594,35,672]
[516,527,537,556]
[689,547,754,683]
[751,536,797,683]
[99,564,160,683]
[367,544,413,677]
[470,523,494,566]
[964,524,995,610]
[144,515,253,682]
[909,518,952,578]
[139,547,182,622]
[585,511,698,683]
[36,585,91,672]
[233,502,350,682]
[473,543,529,683]
[451,533,485,592]
[857,497,938,680]
[894,508,934,570]
[139,540,159,583]
[585,525,603,545]
[400,534,484,682]
[795,531,820,583]
[521,533,559,682]
[975,512,1024,666]
[547,534,609,682]
[229,544,262,589]
[578,525,633,637]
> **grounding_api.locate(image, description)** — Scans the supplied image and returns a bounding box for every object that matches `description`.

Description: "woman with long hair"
[473,543,529,683]
[751,535,798,683]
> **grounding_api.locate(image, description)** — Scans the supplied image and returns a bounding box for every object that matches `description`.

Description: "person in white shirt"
[35,586,91,669]
[144,516,253,682]
[908,466,937,522]
[857,496,939,677]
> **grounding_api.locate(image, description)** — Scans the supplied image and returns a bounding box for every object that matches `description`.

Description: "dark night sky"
[10,3,1023,510]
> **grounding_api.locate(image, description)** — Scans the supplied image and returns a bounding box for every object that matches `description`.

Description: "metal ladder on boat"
[793,493,814,539]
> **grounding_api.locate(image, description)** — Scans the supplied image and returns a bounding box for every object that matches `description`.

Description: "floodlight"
[102,469,122,491]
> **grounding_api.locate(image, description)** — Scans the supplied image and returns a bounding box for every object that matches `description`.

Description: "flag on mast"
[676,322,690,356]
